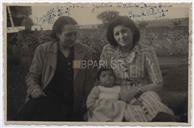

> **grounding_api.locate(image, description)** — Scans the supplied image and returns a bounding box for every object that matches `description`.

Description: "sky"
[30,3,190,28]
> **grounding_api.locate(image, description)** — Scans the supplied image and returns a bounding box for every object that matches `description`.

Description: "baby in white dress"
[86,67,126,122]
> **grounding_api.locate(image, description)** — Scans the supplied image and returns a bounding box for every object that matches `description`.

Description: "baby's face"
[99,70,115,87]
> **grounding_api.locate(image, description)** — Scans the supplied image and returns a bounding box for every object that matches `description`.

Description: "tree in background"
[97,10,119,24]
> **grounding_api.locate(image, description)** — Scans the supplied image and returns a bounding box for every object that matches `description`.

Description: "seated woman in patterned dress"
[100,16,177,122]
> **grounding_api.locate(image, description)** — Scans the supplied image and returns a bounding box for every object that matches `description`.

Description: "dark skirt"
[17,95,73,121]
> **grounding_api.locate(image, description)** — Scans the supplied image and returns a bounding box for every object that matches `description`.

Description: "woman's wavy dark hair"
[106,16,140,47]
[51,16,77,41]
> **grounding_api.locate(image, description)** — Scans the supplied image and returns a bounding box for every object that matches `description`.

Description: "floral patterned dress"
[100,44,174,122]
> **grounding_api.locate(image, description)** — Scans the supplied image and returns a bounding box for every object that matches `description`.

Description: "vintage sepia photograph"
[4,2,191,125]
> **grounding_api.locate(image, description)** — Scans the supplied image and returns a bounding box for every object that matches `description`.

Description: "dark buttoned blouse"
[44,47,74,111]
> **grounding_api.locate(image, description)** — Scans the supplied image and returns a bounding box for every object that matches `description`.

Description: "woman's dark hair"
[97,66,116,80]
[106,16,140,47]
[51,16,77,41]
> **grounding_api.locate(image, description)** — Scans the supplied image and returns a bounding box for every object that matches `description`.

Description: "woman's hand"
[30,87,46,98]
[120,86,141,103]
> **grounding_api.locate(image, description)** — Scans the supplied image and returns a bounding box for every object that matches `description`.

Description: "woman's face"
[113,25,134,49]
[57,24,77,48]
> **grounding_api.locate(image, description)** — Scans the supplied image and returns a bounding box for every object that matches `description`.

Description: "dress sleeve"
[25,45,44,96]
[144,47,163,85]
[86,86,100,109]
